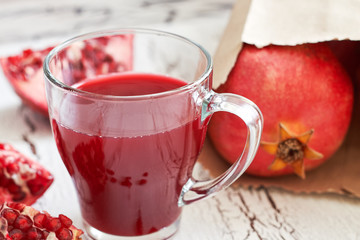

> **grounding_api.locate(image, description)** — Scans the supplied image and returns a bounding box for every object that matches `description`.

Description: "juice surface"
[75,72,188,96]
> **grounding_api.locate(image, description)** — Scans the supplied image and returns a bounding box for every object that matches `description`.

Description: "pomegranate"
[208,43,354,178]
[1,47,52,116]
[0,35,133,117]
[0,143,53,205]
[0,202,83,239]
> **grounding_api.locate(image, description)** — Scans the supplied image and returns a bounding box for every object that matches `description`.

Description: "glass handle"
[178,90,263,206]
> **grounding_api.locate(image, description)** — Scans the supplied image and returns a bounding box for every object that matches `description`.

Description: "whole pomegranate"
[208,43,354,178]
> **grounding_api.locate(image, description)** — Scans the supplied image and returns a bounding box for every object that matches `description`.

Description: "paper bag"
[201,0,360,198]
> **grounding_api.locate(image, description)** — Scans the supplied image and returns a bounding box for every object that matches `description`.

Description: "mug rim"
[43,28,213,100]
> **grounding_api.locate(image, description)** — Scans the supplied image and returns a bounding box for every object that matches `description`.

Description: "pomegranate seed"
[7,182,21,194]
[9,229,24,240]
[0,174,10,187]
[26,227,42,240]
[137,179,147,185]
[103,55,114,63]
[32,58,42,68]
[12,191,26,202]
[14,215,33,231]
[6,163,20,175]
[7,202,25,212]
[120,176,132,188]
[59,214,72,228]
[97,36,110,45]
[1,208,19,225]
[33,213,46,228]
[56,227,73,240]
[95,50,106,62]
[23,49,33,58]
[27,178,45,196]
[45,217,62,232]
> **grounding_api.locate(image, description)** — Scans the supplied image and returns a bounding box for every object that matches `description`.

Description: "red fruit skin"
[208,43,354,177]
[0,143,54,205]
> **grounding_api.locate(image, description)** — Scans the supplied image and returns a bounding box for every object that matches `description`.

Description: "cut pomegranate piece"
[0,202,83,239]
[0,35,133,117]
[0,143,53,205]
[0,47,52,117]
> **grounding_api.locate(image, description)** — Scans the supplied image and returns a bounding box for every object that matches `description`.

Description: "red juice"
[52,73,207,236]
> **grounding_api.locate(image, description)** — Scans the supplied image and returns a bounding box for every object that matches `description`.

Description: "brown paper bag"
[200,0,360,198]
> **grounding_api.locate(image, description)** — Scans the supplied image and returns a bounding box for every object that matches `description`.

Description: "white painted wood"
[0,1,359,239]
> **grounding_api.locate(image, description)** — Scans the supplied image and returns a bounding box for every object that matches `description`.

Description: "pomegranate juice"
[52,73,207,236]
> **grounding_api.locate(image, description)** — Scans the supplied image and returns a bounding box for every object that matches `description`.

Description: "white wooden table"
[0,1,360,239]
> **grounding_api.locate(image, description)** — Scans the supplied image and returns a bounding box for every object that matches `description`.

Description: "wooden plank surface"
[0,1,359,239]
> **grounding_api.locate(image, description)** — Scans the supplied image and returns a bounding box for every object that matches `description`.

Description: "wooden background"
[0,0,359,239]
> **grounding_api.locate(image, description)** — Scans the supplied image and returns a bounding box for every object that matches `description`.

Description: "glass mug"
[43,29,263,240]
